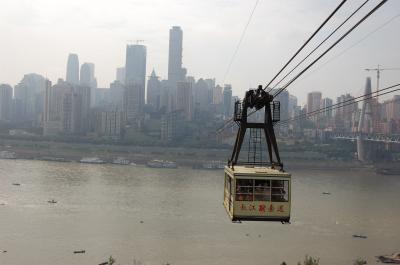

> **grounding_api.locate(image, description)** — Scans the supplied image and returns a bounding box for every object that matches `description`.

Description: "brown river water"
[0,159,399,265]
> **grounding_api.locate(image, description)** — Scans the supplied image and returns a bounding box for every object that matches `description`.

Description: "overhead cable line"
[270,0,370,90]
[217,0,348,134]
[217,83,400,134]
[222,0,260,84]
[217,0,389,134]
[298,13,400,82]
[272,0,388,98]
[276,83,400,126]
[264,0,348,91]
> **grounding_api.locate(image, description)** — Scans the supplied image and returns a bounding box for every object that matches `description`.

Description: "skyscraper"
[168,26,185,84]
[0,84,13,121]
[288,94,298,118]
[66,53,79,85]
[14,73,46,124]
[223,84,232,118]
[335,93,358,132]
[116,67,126,84]
[213,85,223,105]
[147,69,161,110]
[271,89,289,134]
[109,80,125,110]
[80,63,95,86]
[321,97,333,118]
[80,62,96,107]
[176,81,193,121]
[124,44,146,123]
[194,78,210,111]
[307,92,322,114]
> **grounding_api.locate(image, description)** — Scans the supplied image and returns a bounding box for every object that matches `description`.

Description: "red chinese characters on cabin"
[277,205,284,212]
[240,203,285,213]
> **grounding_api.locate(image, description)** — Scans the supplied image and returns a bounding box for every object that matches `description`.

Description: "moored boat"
[0,151,16,159]
[147,160,177,168]
[112,157,130,165]
[79,157,105,164]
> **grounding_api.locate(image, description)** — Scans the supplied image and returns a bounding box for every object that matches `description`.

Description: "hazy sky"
[1,0,399,104]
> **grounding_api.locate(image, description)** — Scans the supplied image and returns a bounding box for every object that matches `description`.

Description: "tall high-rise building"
[335,93,358,132]
[116,67,126,84]
[307,92,322,114]
[147,69,161,110]
[386,95,400,121]
[95,109,123,138]
[321,97,333,118]
[159,80,171,112]
[66,53,79,85]
[205,78,216,105]
[270,88,289,133]
[223,84,232,118]
[213,85,223,105]
[194,78,210,111]
[43,79,89,135]
[288,94,298,118]
[80,63,93,86]
[14,73,46,124]
[0,84,13,121]
[124,44,146,123]
[176,81,193,121]
[168,26,186,84]
[80,62,97,107]
[109,80,125,110]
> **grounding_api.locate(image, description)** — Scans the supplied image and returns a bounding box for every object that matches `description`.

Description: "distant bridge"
[330,132,400,144]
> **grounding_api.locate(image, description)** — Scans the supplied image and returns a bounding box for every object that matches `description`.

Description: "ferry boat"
[40,157,69,162]
[112,157,130,165]
[147,160,178,168]
[79,157,105,164]
[203,160,225,169]
[0,151,16,159]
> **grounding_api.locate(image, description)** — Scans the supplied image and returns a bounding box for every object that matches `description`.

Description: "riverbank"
[0,138,398,171]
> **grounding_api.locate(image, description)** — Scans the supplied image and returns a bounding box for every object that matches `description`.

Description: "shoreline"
[0,138,398,172]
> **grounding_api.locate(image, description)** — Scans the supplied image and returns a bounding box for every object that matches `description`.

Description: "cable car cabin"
[223,86,291,222]
[224,166,291,222]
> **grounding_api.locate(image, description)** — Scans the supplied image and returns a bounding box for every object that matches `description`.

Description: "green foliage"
[354,258,367,265]
[108,255,116,265]
[298,255,319,265]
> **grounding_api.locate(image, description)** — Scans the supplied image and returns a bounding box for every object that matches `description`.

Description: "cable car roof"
[225,165,291,177]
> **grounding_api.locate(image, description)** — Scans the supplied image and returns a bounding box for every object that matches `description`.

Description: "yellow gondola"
[224,166,291,222]
[223,85,291,222]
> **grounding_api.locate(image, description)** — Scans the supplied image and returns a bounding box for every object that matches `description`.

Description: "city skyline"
[1,0,400,104]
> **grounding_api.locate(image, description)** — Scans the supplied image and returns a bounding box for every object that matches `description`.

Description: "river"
[0,159,399,265]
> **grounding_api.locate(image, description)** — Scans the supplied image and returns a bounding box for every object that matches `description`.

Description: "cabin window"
[225,174,232,194]
[254,179,271,201]
[271,180,289,202]
[235,179,253,201]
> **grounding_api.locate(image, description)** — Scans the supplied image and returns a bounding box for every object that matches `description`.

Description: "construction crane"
[365,65,400,100]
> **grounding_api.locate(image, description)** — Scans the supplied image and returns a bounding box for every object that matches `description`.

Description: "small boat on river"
[147,160,177,168]
[0,151,16,159]
[79,157,105,164]
[112,157,130,165]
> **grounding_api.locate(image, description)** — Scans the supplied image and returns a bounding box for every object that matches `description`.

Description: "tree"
[354,259,367,265]
[298,255,319,265]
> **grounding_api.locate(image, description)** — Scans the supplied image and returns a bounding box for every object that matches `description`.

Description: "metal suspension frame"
[228,85,283,170]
